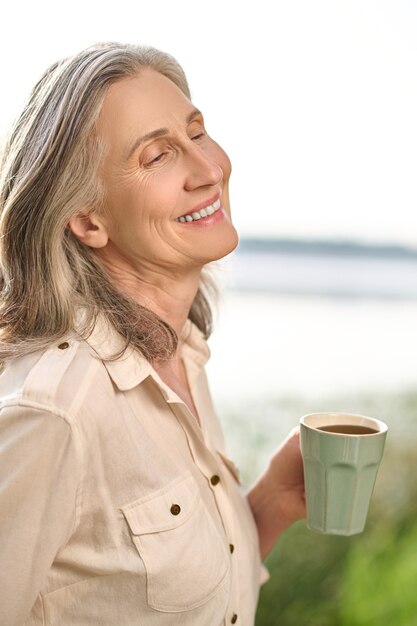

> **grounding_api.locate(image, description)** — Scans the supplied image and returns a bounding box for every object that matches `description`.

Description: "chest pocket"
[121,471,230,612]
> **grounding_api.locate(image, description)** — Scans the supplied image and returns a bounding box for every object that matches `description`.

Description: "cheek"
[105,174,170,229]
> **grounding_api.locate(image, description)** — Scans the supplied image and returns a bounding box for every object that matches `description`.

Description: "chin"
[203,226,239,263]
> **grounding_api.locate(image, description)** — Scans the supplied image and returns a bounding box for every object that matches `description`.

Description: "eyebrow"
[125,108,203,161]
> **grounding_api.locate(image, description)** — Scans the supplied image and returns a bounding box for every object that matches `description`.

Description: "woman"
[0,43,305,625]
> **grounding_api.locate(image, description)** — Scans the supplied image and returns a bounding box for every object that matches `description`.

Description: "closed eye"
[191,132,206,141]
[147,152,166,165]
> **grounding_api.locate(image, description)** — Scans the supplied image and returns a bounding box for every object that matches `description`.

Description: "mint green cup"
[300,413,388,535]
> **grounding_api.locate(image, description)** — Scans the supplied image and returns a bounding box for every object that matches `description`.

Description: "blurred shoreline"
[237,237,417,259]
[227,237,417,299]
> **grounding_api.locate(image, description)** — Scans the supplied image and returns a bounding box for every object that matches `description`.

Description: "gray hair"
[0,42,216,361]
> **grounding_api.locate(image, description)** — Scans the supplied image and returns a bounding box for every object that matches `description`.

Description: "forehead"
[97,69,194,150]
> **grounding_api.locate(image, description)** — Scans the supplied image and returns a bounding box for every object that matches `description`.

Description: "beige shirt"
[0,317,266,626]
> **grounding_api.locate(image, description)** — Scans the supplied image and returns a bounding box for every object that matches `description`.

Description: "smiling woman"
[0,45,235,362]
[76,68,238,299]
[0,42,306,626]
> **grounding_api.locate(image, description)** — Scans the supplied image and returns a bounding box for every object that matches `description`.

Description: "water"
[237,253,417,299]
[204,245,417,470]
[225,243,417,299]
[207,245,417,402]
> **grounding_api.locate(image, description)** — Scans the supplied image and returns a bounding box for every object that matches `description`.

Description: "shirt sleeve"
[0,403,82,625]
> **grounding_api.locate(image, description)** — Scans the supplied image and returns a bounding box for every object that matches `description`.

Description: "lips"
[176,198,222,223]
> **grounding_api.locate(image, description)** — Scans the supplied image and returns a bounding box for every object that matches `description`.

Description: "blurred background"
[2,1,417,623]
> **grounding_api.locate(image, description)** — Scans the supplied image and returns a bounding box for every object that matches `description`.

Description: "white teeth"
[176,198,222,222]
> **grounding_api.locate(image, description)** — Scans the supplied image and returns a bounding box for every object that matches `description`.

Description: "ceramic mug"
[300,412,388,535]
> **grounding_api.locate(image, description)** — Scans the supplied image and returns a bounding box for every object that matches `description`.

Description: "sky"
[1,0,416,247]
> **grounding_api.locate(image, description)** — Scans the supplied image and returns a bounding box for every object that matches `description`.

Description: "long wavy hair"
[0,42,216,361]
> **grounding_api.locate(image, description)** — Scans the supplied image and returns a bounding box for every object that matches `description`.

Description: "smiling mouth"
[175,198,222,223]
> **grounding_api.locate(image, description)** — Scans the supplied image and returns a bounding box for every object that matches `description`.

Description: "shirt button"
[229,544,235,554]
[210,475,220,486]
[58,342,70,350]
[170,504,181,516]
[231,615,238,624]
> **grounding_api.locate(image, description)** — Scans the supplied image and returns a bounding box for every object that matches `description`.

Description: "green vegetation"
[221,390,417,626]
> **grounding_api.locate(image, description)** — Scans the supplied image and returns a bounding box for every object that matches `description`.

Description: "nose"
[183,143,223,191]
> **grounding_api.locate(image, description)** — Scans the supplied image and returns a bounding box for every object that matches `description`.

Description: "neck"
[96,250,202,337]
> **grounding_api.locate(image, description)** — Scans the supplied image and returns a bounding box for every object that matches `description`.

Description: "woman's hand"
[247,428,306,559]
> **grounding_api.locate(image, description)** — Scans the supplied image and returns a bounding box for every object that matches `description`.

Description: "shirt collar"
[82,315,210,392]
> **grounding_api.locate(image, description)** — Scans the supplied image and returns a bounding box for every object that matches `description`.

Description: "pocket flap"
[122,471,199,535]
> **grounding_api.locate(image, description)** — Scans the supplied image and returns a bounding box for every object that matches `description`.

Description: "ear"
[68,211,109,249]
